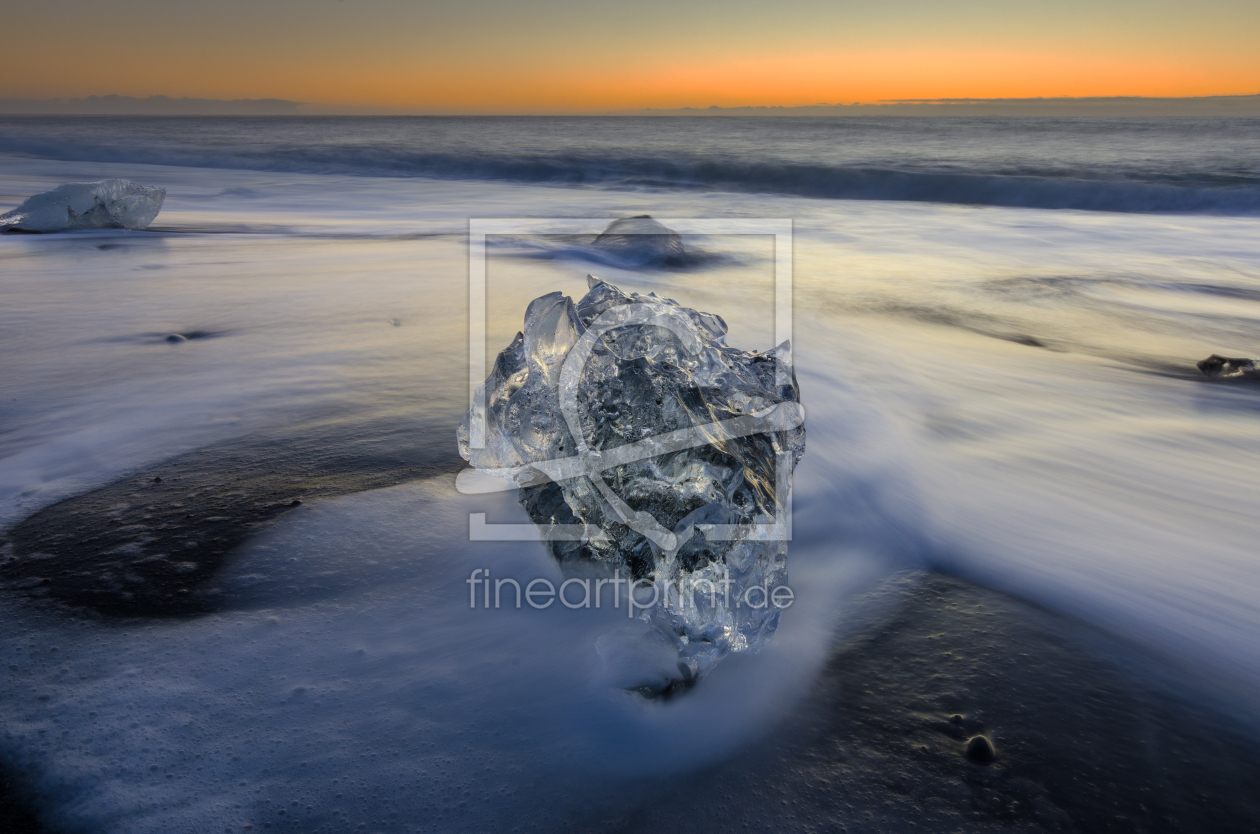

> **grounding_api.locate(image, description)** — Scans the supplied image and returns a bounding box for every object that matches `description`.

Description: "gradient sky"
[4,0,1259,112]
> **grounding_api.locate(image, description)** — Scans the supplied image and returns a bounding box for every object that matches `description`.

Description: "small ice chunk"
[1,179,165,233]
[592,215,686,266]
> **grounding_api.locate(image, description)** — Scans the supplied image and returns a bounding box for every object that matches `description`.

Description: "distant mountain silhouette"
[3,93,1258,117]
[0,95,302,115]
[618,95,1260,118]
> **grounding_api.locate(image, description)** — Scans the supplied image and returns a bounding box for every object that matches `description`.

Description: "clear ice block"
[1,179,165,233]
[459,276,805,685]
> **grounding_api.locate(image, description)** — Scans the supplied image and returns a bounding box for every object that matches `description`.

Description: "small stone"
[165,334,187,344]
[966,735,996,763]
[950,714,964,724]
[153,476,163,483]
[288,499,302,507]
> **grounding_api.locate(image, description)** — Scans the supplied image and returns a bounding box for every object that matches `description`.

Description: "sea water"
[1,117,1259,831]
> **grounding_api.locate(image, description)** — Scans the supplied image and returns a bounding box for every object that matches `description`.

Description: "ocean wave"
[3,132,1260,215]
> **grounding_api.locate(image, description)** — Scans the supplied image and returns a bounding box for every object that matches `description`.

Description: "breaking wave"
[3,127,1259,215]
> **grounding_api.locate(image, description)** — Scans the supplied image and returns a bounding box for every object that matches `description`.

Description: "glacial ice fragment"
[458,276,805,683]
[0,179,165,233]
[592,215,687,266]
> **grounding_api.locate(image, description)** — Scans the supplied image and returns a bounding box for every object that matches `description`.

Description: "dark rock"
[1197,354,1260,380]
[165,334,187,344]
[966,734,996,763]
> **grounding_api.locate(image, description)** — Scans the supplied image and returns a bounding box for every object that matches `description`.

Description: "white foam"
[0,372,916,831]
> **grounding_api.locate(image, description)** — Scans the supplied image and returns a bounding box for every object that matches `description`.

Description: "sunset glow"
[3,0,1259,112]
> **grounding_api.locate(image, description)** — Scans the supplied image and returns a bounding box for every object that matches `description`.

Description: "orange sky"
[3,0,1258,112]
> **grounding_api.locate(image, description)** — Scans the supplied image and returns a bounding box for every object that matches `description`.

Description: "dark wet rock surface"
[0,420,463,619]
[614,573,1260,833]
[1198,354,1260,381]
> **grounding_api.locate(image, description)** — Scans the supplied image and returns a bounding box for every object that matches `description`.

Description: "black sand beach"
[615,572,1260,833]
[4,462,1260,833]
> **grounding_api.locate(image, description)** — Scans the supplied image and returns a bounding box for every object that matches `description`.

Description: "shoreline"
[5,565,1259,831]
[2,402,1257,829]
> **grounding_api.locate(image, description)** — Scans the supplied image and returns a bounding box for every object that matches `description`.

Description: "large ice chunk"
[591,215,687,266]
[459,277,805,685]
[0,179,165,233]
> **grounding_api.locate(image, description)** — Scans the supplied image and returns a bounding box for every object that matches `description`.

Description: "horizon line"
[2,92,1260,117]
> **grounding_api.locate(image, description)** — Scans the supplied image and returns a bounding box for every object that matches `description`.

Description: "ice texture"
[459,276,805,682]
[0,178,165,232]
[592,215,687,266]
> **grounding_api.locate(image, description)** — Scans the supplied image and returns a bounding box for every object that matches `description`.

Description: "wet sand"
[614,573,1260,833]
[3,460,1260,831]
[0,419,464,618]
[0,764,42,834]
